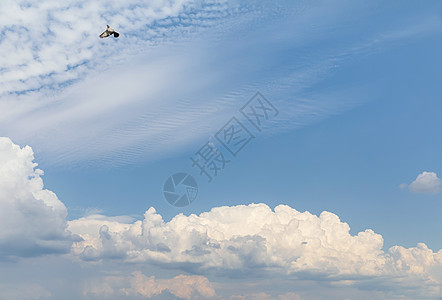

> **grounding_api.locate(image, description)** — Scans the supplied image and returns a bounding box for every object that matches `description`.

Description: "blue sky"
[1,0,442,299]
[40,0,442,249]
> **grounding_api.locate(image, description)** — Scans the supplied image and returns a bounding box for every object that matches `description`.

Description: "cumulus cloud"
[0,137,75,259]
[84,271,215,299]
[69,203,442,298]
[0,138,441,298]
[70,204,386,275]
[401,171,441,194]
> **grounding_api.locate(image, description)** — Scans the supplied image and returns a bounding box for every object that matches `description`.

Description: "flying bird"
[99,25,119,38]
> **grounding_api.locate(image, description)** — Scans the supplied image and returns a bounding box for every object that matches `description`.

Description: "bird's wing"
[99,30,110,38]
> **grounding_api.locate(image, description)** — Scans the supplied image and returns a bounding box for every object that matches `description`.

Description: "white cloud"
[0,0,248,166]
[69,203,442,298]
[0,137,75,259]
[70,204,386,275]
[84,272,215,299]
[402,171,441,194]
[0,0,229,98]
[0,138,441,298]
[84,272,307,300]
[0,0,243,166]
[2,1,439,166]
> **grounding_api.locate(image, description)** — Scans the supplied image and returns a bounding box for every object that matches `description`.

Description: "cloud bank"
[84,272,306,299]
[69,204,442,298]
[0,138,441,298]
[85,272,215,299]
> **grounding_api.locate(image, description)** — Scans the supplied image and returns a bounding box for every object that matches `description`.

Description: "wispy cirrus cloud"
[1,1,441,168]
[0,0,232,97]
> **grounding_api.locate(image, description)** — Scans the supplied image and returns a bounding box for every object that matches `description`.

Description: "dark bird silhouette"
[99,25,119,38]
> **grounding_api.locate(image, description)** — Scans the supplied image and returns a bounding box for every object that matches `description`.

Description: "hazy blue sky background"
[38,0,442,250]
[1,0,442,299]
